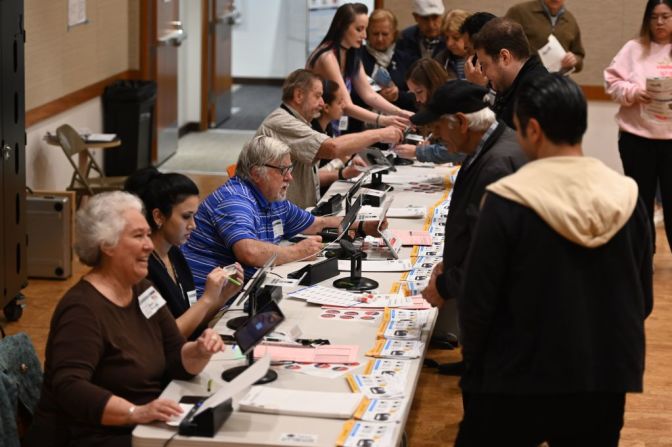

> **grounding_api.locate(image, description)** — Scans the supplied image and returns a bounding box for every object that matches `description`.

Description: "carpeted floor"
[218,84,282,131]
[159,129,254,174]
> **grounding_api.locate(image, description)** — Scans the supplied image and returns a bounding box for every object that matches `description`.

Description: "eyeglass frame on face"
[264,163,294,176]
[650,13,672,22]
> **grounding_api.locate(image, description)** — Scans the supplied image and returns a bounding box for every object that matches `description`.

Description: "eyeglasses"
[264,163,294,176]
[650,14,672,22]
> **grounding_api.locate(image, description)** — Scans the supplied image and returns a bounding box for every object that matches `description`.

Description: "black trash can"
[102,80,157,176]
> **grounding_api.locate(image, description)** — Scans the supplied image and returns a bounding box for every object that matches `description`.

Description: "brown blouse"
[27,279,192,447]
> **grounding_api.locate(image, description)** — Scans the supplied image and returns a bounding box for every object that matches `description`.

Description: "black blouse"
[147,246,203,337]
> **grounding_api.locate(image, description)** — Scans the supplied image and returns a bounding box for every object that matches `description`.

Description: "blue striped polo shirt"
[182,176,315,294]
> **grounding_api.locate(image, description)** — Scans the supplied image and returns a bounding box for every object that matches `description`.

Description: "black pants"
[455,392,625,446]
[619,131,672,252]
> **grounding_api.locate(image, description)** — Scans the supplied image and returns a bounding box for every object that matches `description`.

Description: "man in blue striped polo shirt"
[182,136,345,293]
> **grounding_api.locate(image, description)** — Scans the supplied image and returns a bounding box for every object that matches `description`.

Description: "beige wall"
[24,0,137,110]
[384,0,648,86]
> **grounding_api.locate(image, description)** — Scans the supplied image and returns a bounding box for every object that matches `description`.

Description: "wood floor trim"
[582,84,611,102]
[26,70,142,127]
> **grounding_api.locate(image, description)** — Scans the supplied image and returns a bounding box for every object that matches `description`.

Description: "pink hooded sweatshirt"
[604,39,672,140]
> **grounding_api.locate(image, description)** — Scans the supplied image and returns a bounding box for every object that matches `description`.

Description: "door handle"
[157,28,187,46]
[216,8,240,25]
[2,145,12,160]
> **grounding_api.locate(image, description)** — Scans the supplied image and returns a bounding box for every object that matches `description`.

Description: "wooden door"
[202,0,234,129]
[140,0,184,165]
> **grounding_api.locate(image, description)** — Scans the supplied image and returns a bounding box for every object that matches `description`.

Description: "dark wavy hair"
[406,58,452,94]
[322,78,340,105]
[307,2,368,79]
[124,166,199,230]
[515,74,587,146]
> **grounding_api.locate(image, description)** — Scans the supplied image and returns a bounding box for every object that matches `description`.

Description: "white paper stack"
[239,387,364,419]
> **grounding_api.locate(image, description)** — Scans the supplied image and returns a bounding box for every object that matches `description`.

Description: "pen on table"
[207,379,213,393]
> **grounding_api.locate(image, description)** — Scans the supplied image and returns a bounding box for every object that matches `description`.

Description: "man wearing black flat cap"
[417,80,527,374]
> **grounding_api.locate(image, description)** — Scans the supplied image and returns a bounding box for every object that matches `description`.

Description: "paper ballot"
[538,34,567,73]
[239,387,364,419]
[644,77,672,122]
[195,354,271,416]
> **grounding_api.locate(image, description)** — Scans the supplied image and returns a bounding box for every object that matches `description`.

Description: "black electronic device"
[221,300,284,384]
[178,398,233,437]
[233,301,285,355]
[361,148,396,171]
[324,196,365,260]
[333,239,379,291]
[361,148,395,192]
[311,193,343,216]
[221,254,283,384]
[287,256,339,286]
[345,172,368,213]
[225,255,276,331]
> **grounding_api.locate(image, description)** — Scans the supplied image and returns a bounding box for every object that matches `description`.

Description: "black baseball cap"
[411,80,490,126]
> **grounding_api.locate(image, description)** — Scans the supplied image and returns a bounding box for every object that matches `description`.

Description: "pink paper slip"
[254,344,360,364]
[391,230,433,246]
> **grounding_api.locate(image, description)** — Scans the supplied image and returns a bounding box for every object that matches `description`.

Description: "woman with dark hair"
[125,167,243,339]
[307,3,412,132]
[604,0,672,252]
[312,80,367,192]
[393,58,465,164]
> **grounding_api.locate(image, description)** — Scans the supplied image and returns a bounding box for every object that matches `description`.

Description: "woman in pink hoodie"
[604,0,672,251]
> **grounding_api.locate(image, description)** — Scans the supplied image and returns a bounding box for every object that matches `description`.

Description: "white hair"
[235,136,291,180]
[75,191,144,266]
[443,107,496,132]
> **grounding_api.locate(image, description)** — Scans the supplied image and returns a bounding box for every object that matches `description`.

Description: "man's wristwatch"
[338,167,345,180]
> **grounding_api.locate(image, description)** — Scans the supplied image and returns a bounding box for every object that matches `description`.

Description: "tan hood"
[486,157,638,248]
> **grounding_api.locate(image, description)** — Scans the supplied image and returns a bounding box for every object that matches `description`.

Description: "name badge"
[272,219,284,239]
[338,116,349,131]
[138,286,166,319]
[187,289,198,307]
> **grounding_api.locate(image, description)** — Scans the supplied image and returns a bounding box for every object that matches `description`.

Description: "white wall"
[232,0,307,78]
[178,2,202,127]
[583,101,622,174]
[26,99,104,191]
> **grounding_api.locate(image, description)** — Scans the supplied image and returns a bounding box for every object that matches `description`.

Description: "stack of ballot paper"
[364,359,412,382]
[337,420,398,447]
[376,309,425,340]
[366,339,425,359]
[346,374,405,399]
[353,398,405,423]
[238,387,364,419]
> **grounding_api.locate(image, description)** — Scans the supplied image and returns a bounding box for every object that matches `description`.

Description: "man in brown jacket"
[505,0,585,73]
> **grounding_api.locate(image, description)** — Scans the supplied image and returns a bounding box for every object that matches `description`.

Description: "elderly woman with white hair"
[26,191,225,447]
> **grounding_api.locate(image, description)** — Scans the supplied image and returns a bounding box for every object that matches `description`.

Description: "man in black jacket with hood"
[455,74,653,446]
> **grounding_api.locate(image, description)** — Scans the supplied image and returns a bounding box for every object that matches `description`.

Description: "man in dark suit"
[455,74,652,446]
[415,80,527,363]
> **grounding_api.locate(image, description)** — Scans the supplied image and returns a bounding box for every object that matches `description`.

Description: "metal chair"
[55,124,126,206]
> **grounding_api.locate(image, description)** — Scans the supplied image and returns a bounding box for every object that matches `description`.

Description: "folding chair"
[55,124,126,206]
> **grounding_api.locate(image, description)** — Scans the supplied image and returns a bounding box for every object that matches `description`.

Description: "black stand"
[363,171,393,192]
[221,351,278,384]
[333,247,378,291]
[225,315,247,331]
[221,284,279,385]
